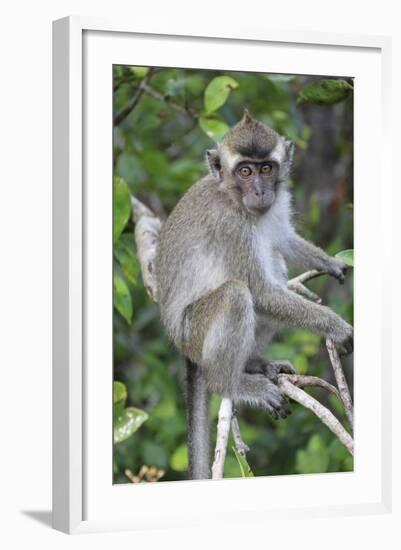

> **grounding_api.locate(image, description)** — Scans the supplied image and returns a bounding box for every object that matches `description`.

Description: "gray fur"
[155,113,353,479]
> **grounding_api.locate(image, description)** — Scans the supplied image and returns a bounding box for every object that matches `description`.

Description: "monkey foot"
[260,360,296,384]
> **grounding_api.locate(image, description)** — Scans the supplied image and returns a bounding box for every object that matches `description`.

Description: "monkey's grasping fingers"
[329,261,349,285]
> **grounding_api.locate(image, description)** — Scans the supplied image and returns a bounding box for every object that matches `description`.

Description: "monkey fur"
[156,111,353,479]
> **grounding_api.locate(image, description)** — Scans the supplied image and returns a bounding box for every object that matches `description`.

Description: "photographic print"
[112,66,354,484]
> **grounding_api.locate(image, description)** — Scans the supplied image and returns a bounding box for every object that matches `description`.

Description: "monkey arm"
[255,284,353,355]
[284,234,348,283]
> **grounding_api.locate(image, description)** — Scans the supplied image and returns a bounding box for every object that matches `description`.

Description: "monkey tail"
[185,358,211,480]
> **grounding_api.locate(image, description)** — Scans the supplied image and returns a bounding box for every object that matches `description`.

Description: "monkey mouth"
[243,191,275,214]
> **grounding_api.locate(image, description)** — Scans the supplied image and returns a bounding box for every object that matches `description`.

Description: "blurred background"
[112,66,354,483]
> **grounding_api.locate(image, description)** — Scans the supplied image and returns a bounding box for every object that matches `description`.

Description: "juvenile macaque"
[156,111,353,479]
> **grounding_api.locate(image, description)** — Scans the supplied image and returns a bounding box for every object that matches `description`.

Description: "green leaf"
[114,234,140,284]
[198,117,230,141]
[204,76,239,114]
[113,177,132,243]
[232,446,254,478]
[297,79,353,106]
[113,381,127,417]
[170,444,188,472]
[113,381,127,404]
[295,434,329,474]
[114,407,149,444]
[130,66,149,78]
[113,274,133,324]
[335,249,354,267]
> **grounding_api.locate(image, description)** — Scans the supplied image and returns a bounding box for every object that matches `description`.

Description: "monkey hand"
[327,314,353,355]
[327,258,349,285]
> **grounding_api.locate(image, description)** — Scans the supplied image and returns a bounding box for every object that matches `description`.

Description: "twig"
[114,67,158,126]
[284,374,341,400]
[211,398,233,480]
[289,269,323,284]
[231,411,250,456]
[278,376,354,455]
[142,84,198,121]
[326,338,354,431]
[287,270,324,303]
[131,196,161,302]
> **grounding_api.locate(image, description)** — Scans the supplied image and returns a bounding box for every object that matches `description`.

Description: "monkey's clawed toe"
[261,360,296,383]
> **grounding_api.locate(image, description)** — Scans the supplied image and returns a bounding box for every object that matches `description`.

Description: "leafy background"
[112,66,354,483]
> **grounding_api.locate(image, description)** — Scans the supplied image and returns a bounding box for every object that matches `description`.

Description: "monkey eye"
[261,163,272,174]
[239,166,252,177]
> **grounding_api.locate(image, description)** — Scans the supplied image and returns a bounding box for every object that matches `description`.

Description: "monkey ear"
[285,140,295,165]
[280,140,295,180]
[205,149,222,182]
[242,108,255,124]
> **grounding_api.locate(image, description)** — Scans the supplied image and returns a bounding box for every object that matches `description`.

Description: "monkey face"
[234,161,279,214]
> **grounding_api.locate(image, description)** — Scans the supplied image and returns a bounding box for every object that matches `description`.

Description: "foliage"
[336,249,354,267]
[112,66,354,483]
[232,446,254,478]
[113,381,148,444]
[297,79,353,106]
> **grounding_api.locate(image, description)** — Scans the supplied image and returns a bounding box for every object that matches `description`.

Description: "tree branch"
[287,270,324,303]
[326,338,354,431]
[211,398,233,480]
[283,374,341,400]
[278,376,354,455]
[231,411,250,456]
[114,67,158,126]
[142,84,198,121]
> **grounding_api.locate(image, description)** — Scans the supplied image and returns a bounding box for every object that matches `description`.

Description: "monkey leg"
[183,280,289,418]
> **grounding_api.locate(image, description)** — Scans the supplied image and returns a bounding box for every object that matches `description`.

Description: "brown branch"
[326,338,354,431]
[284,374,341,400]
[142,84,198,121]
[231,411,250,456]
[114,67,158,126]
[287,270,325,303]
[278,376,354,455]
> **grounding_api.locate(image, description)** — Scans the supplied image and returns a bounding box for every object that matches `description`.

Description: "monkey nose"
[254,190,265,197]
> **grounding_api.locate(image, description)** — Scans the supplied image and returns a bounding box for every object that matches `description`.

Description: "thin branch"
[284,374,341,400]
[287,270,325,303]
[131,197,161,302]
[289,269,324,284]
[326,338,354,431]
[142,84,198,121]
[231,411,250,456]
[114,67,158,126]
[211,398,233,480]
[278,376,354,455]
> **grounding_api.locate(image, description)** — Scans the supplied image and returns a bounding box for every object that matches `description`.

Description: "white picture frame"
[52,16,392,534]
